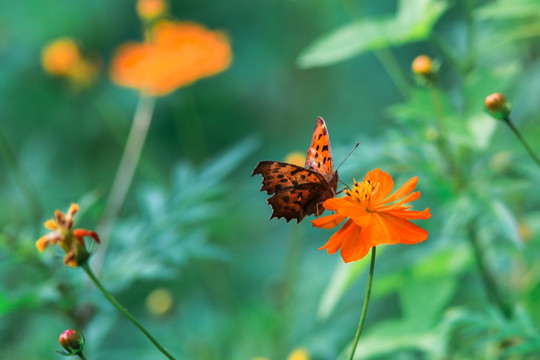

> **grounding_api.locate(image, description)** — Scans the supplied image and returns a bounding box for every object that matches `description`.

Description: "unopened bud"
[136,0,167,20]
[485,92,511,119]
[412,55,433,76]
[59,329,84,355]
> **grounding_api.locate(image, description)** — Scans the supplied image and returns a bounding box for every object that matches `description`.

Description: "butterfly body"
[252,117,338,223]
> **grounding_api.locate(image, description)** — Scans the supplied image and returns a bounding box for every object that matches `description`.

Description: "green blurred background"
[2,0,540,359]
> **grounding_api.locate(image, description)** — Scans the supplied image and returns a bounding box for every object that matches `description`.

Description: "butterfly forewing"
[305,117,334,182]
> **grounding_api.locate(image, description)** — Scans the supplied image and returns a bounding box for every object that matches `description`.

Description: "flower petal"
[322,197,349,212]
[382,176,418,205]
[365,213,402,245]
[337,202,372,226]
[385,207,431,220]
[44,219,58,230]
[319,219,355,254]
[311,213,346,229]
[365,169,394,202]
[377,191,421,211]
[340,225,370,262]
[379,213,429,244]
[73,229,101,244]
[35,232,60,252]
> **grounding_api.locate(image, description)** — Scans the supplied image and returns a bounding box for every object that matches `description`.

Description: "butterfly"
[252,117,339,223]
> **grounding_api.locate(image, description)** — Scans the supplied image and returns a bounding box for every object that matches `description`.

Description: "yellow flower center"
[345,179,379,210]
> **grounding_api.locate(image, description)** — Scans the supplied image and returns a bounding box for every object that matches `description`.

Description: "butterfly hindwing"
[252,161,331,223]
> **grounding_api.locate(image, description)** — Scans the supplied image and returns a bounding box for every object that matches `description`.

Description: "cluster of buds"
[41,38,99,88]
[36,203,100,267]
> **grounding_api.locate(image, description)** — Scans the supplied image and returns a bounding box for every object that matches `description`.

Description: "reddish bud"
[59,329,84,355]
[485,92,511,119]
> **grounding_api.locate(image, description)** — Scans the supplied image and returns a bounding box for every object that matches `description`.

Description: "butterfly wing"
[252,161,335,222]
[305,117,334,182]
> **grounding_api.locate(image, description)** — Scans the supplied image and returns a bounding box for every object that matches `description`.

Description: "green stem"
[92,94,156,274]
[78,352,87,360]
[467,223,512,319]
[82,263,176,359]
[504,116,540,169]
[348,246,376,360]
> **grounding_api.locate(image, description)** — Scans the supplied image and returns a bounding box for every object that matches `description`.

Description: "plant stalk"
[504,116,540,169]
[348,246,376,360]
[92,94,156,274]
[82,263,176,359]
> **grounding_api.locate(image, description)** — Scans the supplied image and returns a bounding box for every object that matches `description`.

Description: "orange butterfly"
[252,117,339,222]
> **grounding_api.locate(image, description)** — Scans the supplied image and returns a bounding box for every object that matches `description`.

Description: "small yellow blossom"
[36,203,100,267]
[284,152,305,167]
[287,347,310,360]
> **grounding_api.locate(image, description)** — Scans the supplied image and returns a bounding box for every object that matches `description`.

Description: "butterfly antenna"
[335,142,359,172]
[335,142,359,193]
[338,180,351,192]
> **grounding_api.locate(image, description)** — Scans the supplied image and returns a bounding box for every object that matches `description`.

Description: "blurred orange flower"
[312,169,431,262]
[41,38,81,76]
[36,203,100,267]
[110,21,232,96]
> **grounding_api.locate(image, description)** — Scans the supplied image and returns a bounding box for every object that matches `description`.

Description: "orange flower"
[312,169,431,262]
[110,21,232,96]
[36,203,100,267]
[41,38,81,76]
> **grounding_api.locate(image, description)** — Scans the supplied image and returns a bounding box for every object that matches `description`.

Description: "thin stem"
[467,223,512,319]
[78,352,87,360]
[348,246,376,360]
[504,116,540,169]
[82,263,176,359]
[92,94,156,274]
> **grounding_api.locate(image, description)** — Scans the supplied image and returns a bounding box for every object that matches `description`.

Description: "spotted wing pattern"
[252,116,338,223]
[305,117,334,182]
[252,161,335,222]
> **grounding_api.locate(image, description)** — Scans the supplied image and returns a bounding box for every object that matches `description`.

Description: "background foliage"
[1,0,540,359]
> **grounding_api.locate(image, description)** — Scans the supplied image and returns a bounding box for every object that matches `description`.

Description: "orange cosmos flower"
[312,169,431,263]
[110,21,232,96]
[36,203,100,267]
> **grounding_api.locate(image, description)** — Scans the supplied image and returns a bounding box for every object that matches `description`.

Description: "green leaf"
[297,0,448,68]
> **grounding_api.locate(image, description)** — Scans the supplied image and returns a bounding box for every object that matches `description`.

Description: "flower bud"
[485,92,511,119]
[412,55,433,76]
[59,329,84,355]
[41,38,81,76]
[136,0,167,20]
